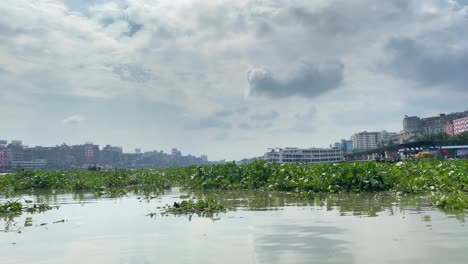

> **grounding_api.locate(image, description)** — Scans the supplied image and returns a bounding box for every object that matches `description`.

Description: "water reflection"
[186,190,466,221]
[1,190,467,232]
[255,224,353,264]
[1,190,468,264]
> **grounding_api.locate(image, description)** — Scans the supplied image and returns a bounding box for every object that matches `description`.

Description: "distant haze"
[1,0,467,160]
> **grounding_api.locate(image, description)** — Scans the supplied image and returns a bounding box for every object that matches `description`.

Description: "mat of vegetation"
[157,196,227,219]
[0,169,172,193]
[1,160,467,209]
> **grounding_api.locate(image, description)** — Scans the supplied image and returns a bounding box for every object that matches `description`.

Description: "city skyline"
[1,0,468,160]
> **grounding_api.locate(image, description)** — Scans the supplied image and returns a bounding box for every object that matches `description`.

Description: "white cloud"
[1,0,467,160]
[62,115,85,125]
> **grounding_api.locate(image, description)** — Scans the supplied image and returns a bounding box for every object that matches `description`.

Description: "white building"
[352,130,397,151]
[10,159,47,171]
[264,147,343,164]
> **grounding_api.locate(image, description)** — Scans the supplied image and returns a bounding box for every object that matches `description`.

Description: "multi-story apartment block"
[70,143,100,167]
[447,116,468,136]
[378,130,398,144]
[352,131,380,151]
[0,146,9,169]
[399,111,468,143]
[7,143,24,163]
[264,147,343,164]
[101,145,123,166]
[351,130,398,151]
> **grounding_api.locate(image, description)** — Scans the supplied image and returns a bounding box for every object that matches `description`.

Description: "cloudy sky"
[1,0,467,160]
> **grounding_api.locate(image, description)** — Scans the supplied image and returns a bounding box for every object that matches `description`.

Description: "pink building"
[448,117,468,136]
[446,120,455,136]
[0,147,9,168]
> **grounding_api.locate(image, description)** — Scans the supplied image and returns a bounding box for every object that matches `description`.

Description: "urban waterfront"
[2,1,468,263]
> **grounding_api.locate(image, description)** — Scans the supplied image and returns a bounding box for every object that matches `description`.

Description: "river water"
[1,189,467,264]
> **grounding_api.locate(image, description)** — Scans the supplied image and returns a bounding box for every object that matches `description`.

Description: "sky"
[1,0,468,161]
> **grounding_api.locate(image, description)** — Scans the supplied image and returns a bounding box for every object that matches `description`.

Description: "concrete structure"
[379,130,398,144]
[10,159,47,171]
[0,139,215,170]
[264,147,343,164]
[334,139,353,155]
[171,148,182,156]
[447,116,468,136]
[352,131,380,151]
[101,145,123,166]
[399,111,468,142]
[0,146,8,169]
[351,130,397,151]
[70,143,100,166]
[7,144,24,163]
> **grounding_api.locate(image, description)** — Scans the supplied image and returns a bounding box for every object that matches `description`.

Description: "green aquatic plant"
[1,159,467,209]
[0,200,23,214]
[161,196,227,218]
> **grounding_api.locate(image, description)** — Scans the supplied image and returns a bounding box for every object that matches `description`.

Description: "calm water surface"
[1,189,467,264]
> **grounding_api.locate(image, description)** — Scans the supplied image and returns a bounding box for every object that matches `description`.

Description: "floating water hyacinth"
[0,159,467,209]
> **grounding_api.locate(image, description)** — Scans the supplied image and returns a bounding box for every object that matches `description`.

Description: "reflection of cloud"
[62,115,85,125]
[255,224,352,264]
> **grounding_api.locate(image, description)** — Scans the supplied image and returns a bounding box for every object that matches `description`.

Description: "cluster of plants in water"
[158,195,226,219]
[1,159,467,210]
[0,198,56,217]
[0,169,172,193]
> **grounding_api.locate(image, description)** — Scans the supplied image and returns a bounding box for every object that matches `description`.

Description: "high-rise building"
[70,143,100,167]
[7,143,24,163]
[171,148,182,156]
[0,145,8,169]
[352,131,397,151]
[352,131,380,151]
[334,139,353,154]
[101,145,123,166]
[378,130,398,144]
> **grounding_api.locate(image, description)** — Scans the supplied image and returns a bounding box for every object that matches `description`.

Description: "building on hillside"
[446,116,468,136]
[334,139,353,154]
[399,111,468,143]
[264,147,343,164]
